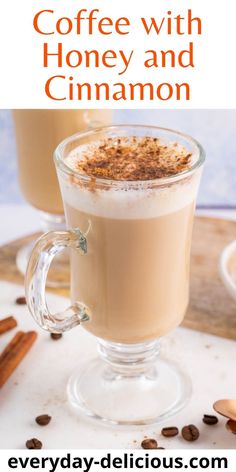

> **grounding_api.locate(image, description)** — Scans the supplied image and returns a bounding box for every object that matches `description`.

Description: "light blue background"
[0,110,236,207]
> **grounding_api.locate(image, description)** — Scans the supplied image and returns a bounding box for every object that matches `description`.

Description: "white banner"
[0,0,235,108]
[1,449,235,471]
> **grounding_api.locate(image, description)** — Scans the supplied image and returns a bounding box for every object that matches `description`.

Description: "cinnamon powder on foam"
[66,136,192,192]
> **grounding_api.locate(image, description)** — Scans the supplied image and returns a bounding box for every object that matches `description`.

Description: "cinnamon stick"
[0,316,17,335]
[0,331,24,363]
[0,331,37,387]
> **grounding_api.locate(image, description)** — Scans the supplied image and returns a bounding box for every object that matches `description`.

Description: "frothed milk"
[59,136,200,343]
[13,110,111,214]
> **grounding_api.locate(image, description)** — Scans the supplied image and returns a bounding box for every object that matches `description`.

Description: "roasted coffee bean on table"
[203,414,218,425]
[50,333,63,340]
[181,425,200,442]
[15,296,27,305]
[26,438,42,449]
[35,414,52,426]
[161,426,179,437]
[141,438,158,449]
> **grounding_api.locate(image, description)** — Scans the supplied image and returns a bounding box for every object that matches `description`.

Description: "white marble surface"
[0,281,236,450]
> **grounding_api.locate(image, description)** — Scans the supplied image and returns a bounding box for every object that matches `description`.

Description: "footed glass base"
[67,340,191,426]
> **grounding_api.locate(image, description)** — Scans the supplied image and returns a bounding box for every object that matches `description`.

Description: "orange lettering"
[45,76,66,100]
[33,10,54,35]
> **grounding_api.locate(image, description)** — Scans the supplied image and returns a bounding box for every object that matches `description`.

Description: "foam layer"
[61,140,200,219]
[60,176,201,219]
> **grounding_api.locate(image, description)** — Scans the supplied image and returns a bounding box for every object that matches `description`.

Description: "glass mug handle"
[25,229,90,333]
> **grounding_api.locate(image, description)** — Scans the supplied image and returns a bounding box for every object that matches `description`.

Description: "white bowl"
[219,240,236,301]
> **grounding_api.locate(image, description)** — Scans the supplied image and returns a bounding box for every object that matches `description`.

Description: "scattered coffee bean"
[50,333,62,340]
[161,426,179,437]
[141,438,158,449]
[35,414,52,426]
[182,425,199,442]
[26,438,42,449]
[203,414,218,425]
[15,296,26,305]
[226,419,236,434]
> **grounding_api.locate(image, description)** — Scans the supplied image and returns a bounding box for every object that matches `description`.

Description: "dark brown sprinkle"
[161,426,179,437]
[226,419,236,434]
[26,438,42,449]
[181,425,199,442]
[15,296,26,305]
[203,414,218,425]
[35,414,52,426]
[141,438,158,449]
[50,333,63,340]
[76,136,192,181]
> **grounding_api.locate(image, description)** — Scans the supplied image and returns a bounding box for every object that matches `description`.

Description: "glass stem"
[39,211,66,233]
[97,339,161,375]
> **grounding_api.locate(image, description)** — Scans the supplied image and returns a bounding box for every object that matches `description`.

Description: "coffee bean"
[26,438,42,449]
[161,426,179,437]
[203,414,218,425]
[35,414,51,426]
[226,419,236,434]
[141,438,158,449]
[182,425,199,442]
[50,333,62,340]
[15,296,26,305]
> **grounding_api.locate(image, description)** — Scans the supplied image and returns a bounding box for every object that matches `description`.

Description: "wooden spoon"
[213,399,236,421]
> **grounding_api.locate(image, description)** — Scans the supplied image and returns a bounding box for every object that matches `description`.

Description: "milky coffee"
[13,110,111,214]
[60,136,200,343]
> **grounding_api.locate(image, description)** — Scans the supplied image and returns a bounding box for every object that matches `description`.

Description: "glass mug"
[25,125,205,425]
